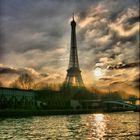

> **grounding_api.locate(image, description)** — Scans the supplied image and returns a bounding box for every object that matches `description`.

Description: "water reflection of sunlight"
[95,114,104,122]
[94,114,106,139]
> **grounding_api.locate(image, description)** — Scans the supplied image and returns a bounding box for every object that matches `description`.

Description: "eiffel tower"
[64,14,84,88]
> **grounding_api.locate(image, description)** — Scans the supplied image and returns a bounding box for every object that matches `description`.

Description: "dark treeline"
[0,86,138,111]
[0,72,138,110]
[34,86,138,110]
[36,85,138,102]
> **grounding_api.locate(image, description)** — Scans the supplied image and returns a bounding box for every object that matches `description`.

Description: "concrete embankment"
[0,109,100,117]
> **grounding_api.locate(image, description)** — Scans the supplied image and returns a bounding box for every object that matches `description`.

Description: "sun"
[94,67,103,78]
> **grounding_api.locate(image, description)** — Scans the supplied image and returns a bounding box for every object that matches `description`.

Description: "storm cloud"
[0,0,139,94]
[107,62,139,70]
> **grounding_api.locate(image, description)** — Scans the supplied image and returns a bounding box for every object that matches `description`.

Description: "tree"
[11,73,34,89]
[128,95,137,105]
[102,92,122,101]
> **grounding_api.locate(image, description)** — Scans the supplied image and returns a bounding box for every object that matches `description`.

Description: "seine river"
[0,112,139,140]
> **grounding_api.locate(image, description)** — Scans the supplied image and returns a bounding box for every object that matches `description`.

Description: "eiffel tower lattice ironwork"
[64,14,84,88]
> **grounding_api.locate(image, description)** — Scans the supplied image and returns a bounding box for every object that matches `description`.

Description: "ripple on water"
[0,112,139,140]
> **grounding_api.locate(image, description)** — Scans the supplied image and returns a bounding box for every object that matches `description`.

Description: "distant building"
[0,88,36,109]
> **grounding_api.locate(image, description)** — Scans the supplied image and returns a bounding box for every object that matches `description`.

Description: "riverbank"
[0,108,139,117]
[0,109,101,117]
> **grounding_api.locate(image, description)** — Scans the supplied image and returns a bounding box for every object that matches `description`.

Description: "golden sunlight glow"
[94,67,103,78]
[79,17,94,28]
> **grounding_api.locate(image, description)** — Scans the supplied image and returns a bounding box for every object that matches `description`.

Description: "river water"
[0,112,139,140]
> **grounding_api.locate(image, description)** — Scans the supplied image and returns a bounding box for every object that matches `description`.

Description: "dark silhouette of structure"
[64,14,84,88]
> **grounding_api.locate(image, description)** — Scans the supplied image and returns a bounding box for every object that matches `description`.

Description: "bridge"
[102,100,140,112]
[72,98,140,112]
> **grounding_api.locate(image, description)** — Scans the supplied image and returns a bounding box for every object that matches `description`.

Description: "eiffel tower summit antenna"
[72,12,74,20]
[64,14,85,88]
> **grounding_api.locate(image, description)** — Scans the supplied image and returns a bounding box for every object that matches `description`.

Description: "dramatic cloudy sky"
[0,0,139,94]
